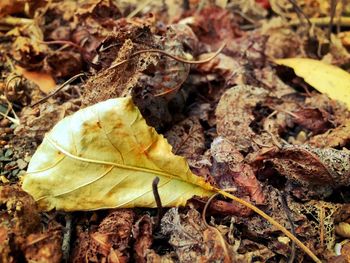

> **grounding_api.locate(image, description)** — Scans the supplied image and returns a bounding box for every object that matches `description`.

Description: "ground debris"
[1,0,350,262]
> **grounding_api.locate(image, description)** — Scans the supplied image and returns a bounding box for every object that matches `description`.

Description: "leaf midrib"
[35,137,213,191]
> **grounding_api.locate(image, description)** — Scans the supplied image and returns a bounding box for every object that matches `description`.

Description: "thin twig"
[202,193,219,228]
[287,0,312,28]
[108,42,226,70]
[127,0,154,18]
[288,16,350,27]
[31,73,86,107]
[328,0,339,43]
[38,40,84,52]
[279,192,296,263]
[62,213,73,263]
[152,177,163,229]
[0,97,20,125]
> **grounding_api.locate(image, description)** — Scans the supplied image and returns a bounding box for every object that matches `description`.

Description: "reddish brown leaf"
[132,215,153,263]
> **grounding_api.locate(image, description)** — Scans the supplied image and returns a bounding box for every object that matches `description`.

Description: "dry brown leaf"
[71,209,134,263]
[253,145,350,188]
[132,215,153,263]
[215,85,273,152]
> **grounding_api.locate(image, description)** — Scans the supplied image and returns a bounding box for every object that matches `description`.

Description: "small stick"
[288,16,350,27]
[202,193,219,228]
[31,73,86,107]
[328,0,339,42]
[287,0,312,28]
[108,42,226,70]
[152,177,163,229]
[279,191,296,263]
[127,0,154,18]
[38,40,84,52]
[62,213,73,263]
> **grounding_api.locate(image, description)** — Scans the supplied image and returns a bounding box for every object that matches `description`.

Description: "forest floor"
[1,0,350,262]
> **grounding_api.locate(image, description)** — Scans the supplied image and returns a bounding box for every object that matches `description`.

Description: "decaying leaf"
[215,85,273,152]
[253,145,350,188]
[22,96,215,211]
[23,223,62,263]
[310,119,350,148]
[132,214,153,263]
[210,137,265,205]
[71,209,135,263]
[161,208,234,262]
[275,58,350,109]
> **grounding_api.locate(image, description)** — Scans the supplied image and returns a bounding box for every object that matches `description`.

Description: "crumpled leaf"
[161,208,234,262]
[132,215,153,263]
[252,145,350,188]
[22,96,215,211]
[310,119,350,148]
[275,58,350,109]
[71,209,134,263]
[210,137,265,205]
[215,85,273,152]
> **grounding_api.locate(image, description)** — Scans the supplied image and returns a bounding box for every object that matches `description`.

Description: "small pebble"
[16,159,27,170]
[0,118,10,127]
[4,149,13,157]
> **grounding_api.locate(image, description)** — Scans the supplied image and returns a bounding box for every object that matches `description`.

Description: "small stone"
[12,169,20,176]
[24,155,32,163]
[16,159,27,170]
[0,118,10,127]
[4,128,12,133]
[4,149,13,157]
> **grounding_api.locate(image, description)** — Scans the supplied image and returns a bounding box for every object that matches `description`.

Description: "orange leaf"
[16,66,56,94]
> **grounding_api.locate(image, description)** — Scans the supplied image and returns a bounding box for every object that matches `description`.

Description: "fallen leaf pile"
[1,0,350,262]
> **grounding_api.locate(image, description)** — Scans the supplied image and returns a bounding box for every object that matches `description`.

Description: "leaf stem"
[216,189,321,263]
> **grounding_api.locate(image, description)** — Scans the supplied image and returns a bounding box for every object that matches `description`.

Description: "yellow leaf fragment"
[22,97,215,211]
[336,222,350,238]
[274,58,350,109]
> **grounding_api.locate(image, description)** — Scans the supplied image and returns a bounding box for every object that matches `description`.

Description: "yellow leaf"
[21,97,321,262]
[336,222,350,238]
[22,97,215,211]
[274,58,350,109]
